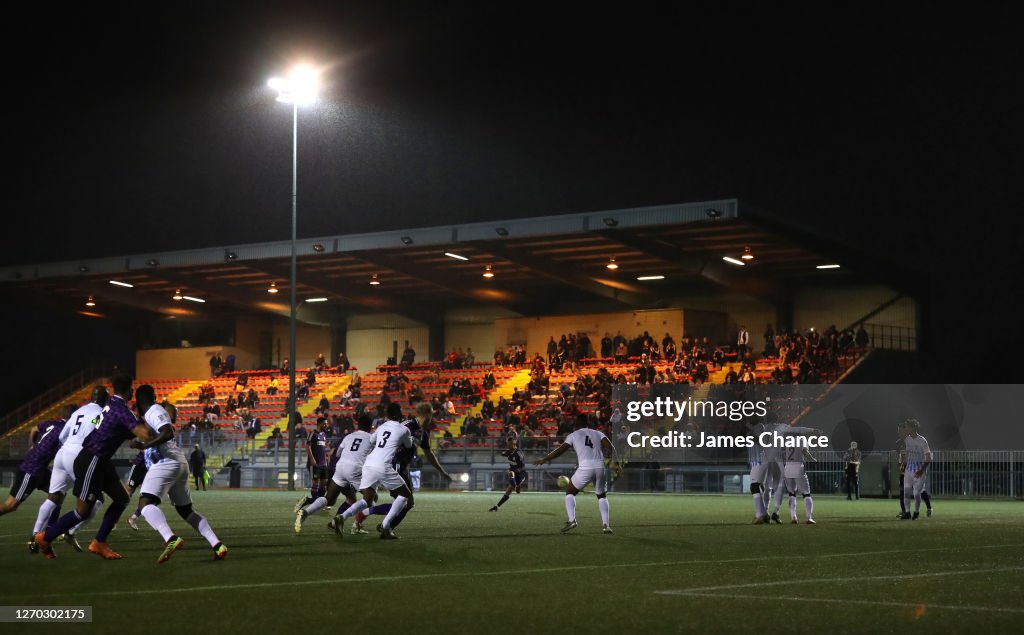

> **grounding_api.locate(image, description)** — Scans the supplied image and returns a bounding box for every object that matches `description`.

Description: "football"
[557,475,570,488]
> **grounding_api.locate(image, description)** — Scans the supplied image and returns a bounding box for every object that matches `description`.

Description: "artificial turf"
[1,490,1022,634]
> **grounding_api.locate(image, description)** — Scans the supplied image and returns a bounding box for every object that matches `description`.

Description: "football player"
[295,415,373,533]
[489,437,528,511]
[901,418,932,520]
[784,446,816,524]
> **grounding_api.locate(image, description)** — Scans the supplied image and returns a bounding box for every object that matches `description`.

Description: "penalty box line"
[656,566,1024,614]
[10,543,1024,600]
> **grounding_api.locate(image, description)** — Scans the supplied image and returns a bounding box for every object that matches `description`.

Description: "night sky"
[2,5,1022,398]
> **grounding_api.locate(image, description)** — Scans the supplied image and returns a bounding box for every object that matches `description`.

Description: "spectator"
[737,325,750,359]
[267,377,279,395]
[318,394,330,414]
[314,353,327,372]
[209,352,223,377]
[224,352,236,373]
[855,323,870,347]
[336,352,351,371]
[190,444,207,491]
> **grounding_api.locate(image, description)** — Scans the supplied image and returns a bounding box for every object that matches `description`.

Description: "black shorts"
[509,469,528,488]
[126,463,149,489]
[72,451,120,504]
[9,469,47,503]
[309,465,329,480]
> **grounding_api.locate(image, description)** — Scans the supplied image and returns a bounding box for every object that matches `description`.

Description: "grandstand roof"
[1,199,920,325]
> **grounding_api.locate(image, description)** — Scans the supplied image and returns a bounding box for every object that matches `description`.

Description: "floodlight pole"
[287,100,298,492]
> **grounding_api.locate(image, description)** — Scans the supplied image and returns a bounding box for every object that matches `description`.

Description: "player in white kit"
[333,404,415,539]
[783,446,816,524]
[130,385,227,563]
[295,416,374,533]
[900,419,932,520]
[747,420,820,524]
[535,414,621,534]
[31,388,108,551]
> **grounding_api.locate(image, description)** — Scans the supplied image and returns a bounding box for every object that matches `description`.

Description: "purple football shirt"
[19,419,66,475]
[83,395,140,459]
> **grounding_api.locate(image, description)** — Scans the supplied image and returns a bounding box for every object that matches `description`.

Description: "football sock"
[804,496,814,518]
[788,495,797,518]
[598,497,610,526]
[304,496,329,516]
[381,496,408,529]
[70,500,102,536]
[141,505,175,542]
[565,494,577,522]
[368,503,392,515]
[33,499,57,534]
[336,502,351,516]
[185,512,220,547]
[914,493,921,513]
[752,493,765,518]
[772,486,785,514]
[339,499,367,519]
[921,492,932,510]
[95,501,127,542]
[45,510,84,542]
[390,503,411,529]
[496,494,510,508]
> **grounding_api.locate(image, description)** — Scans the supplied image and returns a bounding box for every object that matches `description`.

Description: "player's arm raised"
[420,436,452,481]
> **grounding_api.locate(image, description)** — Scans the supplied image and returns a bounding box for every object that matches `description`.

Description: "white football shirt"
[142,404,186,467]
[363,420,413,469]
[565,428,608,468]
[59,403,103,448]
[337,430,373,468]
[903,434,931,472]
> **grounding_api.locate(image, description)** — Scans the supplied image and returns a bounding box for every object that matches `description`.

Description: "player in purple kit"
[35,373,153,560]
[1,409,72,535]
[294,418,330,513]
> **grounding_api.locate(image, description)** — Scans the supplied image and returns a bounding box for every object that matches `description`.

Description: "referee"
[844,441,861,500]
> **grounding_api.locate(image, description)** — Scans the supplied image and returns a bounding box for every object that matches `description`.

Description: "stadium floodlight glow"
[722,256,746,266]
[482,264,495,278]
[400,236,414,245]
[182,295,205,303]
[267,281,279,294]
[705,208,722,218]
[172,289,183,300]
[306,297,328,303]
[369,273,381,286]
[85,295,96,307]
[224,250,238,261]
[816,264,841,269]
[267,64,320,105]
[459,472,470,483]
[312,243,325,252]
[146,258,159,267]
[636,275,665,281]
[78,265,89,273]
[444,252,469,261]
[606,257,619,270]
[741,246,754,261]
[108,280,134,288]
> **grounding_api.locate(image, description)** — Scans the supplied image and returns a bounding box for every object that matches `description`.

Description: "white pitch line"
[10,546,1024,600]
[657,566,1024,594]
[666,591,1024,615]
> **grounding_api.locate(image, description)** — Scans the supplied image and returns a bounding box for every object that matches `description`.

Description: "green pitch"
[2,491,1023,634]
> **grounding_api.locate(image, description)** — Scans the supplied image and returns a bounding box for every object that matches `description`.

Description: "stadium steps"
[2,383,101,439]
[165,379,205,405]
[709,363,740,384]
[436,368,533,441]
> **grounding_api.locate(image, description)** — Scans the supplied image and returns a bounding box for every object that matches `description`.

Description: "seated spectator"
[297,379,310,400]
[280,358,290,374]
[246,388,259,409]
[306,368,317,387]
[314,353,328,372]
[336,352,351,371]
[267,377,279,395]
[318,395,330,414]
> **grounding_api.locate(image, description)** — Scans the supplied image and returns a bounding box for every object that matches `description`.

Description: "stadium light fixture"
[636,275,665,281]
[85,295,96,307]
[705,208,722,218]
[182,295,205,303]
[482,264,495,278]
[172,289,183,300]
[369,273,381,286]
[400,236,414,245]
[108,280,134,288]
[494,227,509,237]
[224,250,238,261]
[606,258,619,270]
[741,246,754,261]
[269,62,322,494]
[722,256,745,266]
[78,265,89,273]
[444,252,469,261]
[603,217,619,227]
[312,243,325,252]
[816,264,841,269]
[306,297,328,303]
[146,258,159,267]
[267,281,279,294]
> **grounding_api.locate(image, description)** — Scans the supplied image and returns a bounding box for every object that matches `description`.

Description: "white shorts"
[904,469,927,495]
[140,459,193,507]
[49,446,81,494]
[765,462,784,490]
[358,464,408,492]
[749,463,767,484]
[331,462,362,490]
[784,462,810,495]
[570,466,607,495]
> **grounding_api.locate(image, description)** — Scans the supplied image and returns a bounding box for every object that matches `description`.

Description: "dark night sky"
[2,4,1022,391]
